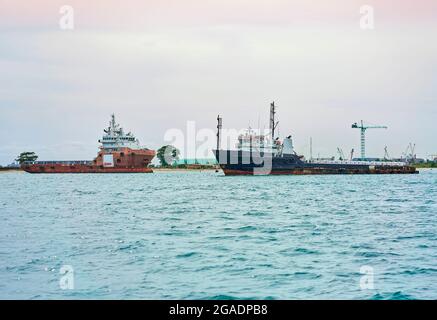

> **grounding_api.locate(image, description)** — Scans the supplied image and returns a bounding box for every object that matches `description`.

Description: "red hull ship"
[22,115,155,174]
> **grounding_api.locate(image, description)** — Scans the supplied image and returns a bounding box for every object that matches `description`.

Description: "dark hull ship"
[213,102,417,176]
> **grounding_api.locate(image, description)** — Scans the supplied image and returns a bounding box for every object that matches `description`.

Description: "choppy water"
[0,169,436,300]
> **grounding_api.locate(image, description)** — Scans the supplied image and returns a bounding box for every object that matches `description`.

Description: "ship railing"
[99,145,150,151]
[308,160,407,167]
[22,160,93,165]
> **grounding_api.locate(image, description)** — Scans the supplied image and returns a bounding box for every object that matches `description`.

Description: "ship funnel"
[282,136,294,155]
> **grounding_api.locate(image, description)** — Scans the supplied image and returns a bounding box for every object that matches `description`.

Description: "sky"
[1,0,436,164]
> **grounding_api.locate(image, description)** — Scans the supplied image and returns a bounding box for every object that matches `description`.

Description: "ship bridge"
[99,114,142,150]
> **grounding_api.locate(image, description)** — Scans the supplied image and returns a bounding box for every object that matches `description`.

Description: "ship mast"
[110,114,116,134]
[216,115,222,150]
[270,101,278,140]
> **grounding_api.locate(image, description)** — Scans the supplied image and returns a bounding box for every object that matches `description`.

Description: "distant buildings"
[174,158,217,166]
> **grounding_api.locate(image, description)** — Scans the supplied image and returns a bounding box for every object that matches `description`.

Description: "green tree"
[156,145,180,167]
[15,151,38,164]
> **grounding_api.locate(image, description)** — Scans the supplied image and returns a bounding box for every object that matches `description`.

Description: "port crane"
[402,143,416,161]
[352,120,387,160]
[337,147,346,161]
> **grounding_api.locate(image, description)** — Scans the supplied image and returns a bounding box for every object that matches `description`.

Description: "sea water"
[0,170,436,299]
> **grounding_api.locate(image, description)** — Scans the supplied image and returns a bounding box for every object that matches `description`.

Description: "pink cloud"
[1,0,436,30]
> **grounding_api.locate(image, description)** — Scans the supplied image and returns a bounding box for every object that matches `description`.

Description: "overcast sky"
[1,0,436,164]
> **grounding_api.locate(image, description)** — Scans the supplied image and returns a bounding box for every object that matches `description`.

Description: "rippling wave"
[0,169,436,299]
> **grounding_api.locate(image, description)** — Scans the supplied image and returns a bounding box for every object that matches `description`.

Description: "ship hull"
[214,150,418,176]
[22,148,155,174]
[22,165,153,174]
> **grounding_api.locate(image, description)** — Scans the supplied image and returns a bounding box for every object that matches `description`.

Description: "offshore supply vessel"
[22,115,155,173]
[213,102,418,176]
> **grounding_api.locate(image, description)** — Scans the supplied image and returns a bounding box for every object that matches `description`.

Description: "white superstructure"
[98,114,141,151]
[235,129,279,154]
[235,129,295,156]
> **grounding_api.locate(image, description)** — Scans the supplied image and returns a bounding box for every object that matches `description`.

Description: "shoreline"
[0,168,22,172]
[3,167,433,174]
[152,167,218,172]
